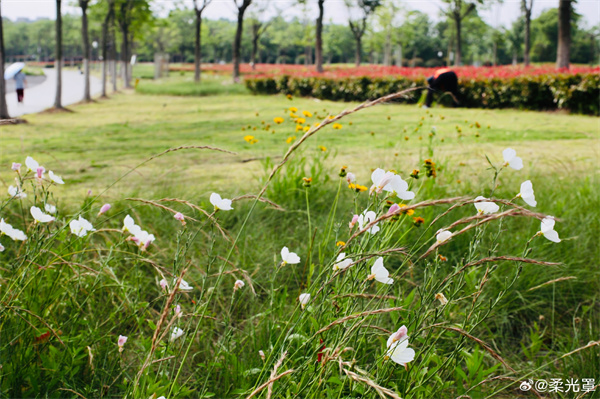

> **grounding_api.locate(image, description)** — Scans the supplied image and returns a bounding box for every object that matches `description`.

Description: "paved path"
[5,69,102,118]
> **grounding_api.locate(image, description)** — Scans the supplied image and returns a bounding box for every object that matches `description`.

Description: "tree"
[79,0,91,101]
[375,0,401,66]
[0,0,10,119]
[115,0,152,88]
[556,0,571,69]
[521,0,533,66]
[54,0,63,109]
[315,0,325,72]
[232,0,252,81]
[247,1,276,70]
[193,0,212,82]
[346,0,381,66]
[99,0,115,97]
[442,0,482,66]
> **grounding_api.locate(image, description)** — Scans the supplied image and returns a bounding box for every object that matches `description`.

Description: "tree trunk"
[396,43,402,66]
[232,3,250,82]
[251,33,258,70]
[80,0,91,101]
[101,0,113,97]
[110,15,117,92]
[556,0,571,69]
[194,9,202,81]
[121,25,130,87]
[454,15,462,66]
[512,50,518,65]
[492,41,497,66]
[383,31,391,66]
[523,2,532,66]
[0,1,10,119]
[354,36,361,67]
[315,0,324,73]
[54,0,63,109]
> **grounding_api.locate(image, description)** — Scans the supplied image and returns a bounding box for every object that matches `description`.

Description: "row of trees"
[1,0,597,119]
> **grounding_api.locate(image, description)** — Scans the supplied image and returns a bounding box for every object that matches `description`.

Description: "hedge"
[244,73,599,115]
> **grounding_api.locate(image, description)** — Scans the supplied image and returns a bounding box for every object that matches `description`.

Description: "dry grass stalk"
[341,367,402,399]
[440,256,561,286]
[334,293,399,301]
[126,198,200,223]
[147,145,236,162]
[344,197,467,248]
[432,324,515,373]
[245,369,294,399]
[134,270,187,386]
[57,388,88,399]
[527,276,577,292]
[315,307,404,336]
[232,194,285,211]
[7,306,65,345]
[158,198,233,243]
[266,351,288,399]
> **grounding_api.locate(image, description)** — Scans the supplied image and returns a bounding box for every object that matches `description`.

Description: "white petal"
[509,157,523,170]
[391,347,415,365]
[543,229,561,243]
[502,148,516,163]
[49,171,65,184]
[371,168,386,185]
[540,217,555,233]
[281,246,289,260]
[436,230,452,243]
[25,156,39,171]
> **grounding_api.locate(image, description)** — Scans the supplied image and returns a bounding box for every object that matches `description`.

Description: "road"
[5,69,102,118]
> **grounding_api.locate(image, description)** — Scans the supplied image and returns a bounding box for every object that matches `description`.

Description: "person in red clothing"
[424,68,459,108]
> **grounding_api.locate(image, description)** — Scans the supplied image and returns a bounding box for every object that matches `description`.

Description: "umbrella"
[4,62,25,80]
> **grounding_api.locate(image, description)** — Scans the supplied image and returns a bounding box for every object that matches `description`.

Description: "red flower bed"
[171,63,599,80]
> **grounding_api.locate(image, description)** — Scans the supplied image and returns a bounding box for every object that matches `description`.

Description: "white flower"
[159,278,168,290]
[368,257,393,284]
[45,204,57,214]
[0,242,4,252]
[117,335,127,352]
[436,229,452,243]
[174,278,193,291]
[123,215,142,236]
[210,193,233,211]
[30,206,55,223]
[25,156,39,172]
[346,172,356,184]
[0,219,27,241]
[8,185,26,199]
[386,326,415,366]
[387,175,415,200]
[170,327,185,342]
[502,148,523,170]
[333,252,353,271]
[474,196,499,215]
[298,293,311,309]
[518,180,537,207]
[357,210,380,234]
[234,279,245,290]
[69,216,95,237]
[370,168,396,195]
[48,170,64,185]
[281,246,301,265]
[540,217,560,243]
[133,230,155,250]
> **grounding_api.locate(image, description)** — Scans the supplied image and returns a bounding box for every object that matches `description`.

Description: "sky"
[2,0,599,29]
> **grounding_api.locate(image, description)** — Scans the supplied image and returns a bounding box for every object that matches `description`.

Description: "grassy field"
[0,80,598,398]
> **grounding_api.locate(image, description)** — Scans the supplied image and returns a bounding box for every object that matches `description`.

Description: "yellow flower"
[318,145,327,152]
[332,123,342,130]
[274,117,284,124]
[336,241,345,247]
[286,94,293,100]
[303,126,310,132]
[413,216,425,227]
[302,110,313,117]
[289,107,298,113]
[286,136,296,144]
[295,117,306,124]
[295,124,303,132]
[348,183,367,192]
[290,113,298,118]
[251,139,258,144]
[243,135,255,143]
[399,204,414,216]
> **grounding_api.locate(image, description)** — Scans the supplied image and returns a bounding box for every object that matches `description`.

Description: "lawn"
[0,80,598,398]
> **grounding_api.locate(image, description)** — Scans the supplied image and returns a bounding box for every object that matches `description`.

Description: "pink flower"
[11,163,21,171]
[98,203,111,216]
[36,166,45,179]
[174,304,182,317]
[234,279,245,291]
[349,214,359,229]
[159,278,168,290]
[174,212,186,225]
[387,204,400,215]
[118,335,128,352]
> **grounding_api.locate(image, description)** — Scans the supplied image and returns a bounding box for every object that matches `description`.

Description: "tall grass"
[0,91,598,399]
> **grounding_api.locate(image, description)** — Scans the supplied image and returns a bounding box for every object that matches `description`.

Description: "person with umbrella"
[4,62,27,103]
[14,70,27,103]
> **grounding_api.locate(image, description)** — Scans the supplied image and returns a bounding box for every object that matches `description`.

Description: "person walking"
[424,68,459,108]
[14,70,27,103]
